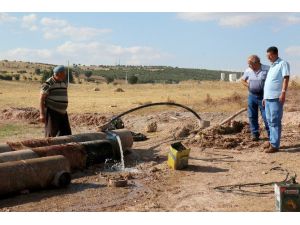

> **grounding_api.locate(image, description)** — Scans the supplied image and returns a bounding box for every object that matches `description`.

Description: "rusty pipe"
[31,143,87,170]
[30,130,133,169]
[0,144,12,153]
[1,130,132,152]
[106,129,133,151]
[0,155,71,196]
[0,149,38,163]
[4,132,107,151]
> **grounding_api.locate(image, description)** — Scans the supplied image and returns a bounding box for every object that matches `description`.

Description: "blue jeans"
[265,99,283,149]
[248,94,269,138]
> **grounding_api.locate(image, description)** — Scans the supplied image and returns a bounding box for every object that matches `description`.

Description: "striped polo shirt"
[40,76,68,114]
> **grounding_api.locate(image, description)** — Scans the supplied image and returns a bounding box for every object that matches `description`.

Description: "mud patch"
[187,120,251,149]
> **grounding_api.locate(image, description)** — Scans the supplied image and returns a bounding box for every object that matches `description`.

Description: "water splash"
[115,135,125,170]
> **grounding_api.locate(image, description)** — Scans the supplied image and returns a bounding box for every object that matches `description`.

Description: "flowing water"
[115,135,125,170]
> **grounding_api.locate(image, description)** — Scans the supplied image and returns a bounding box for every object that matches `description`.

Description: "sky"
[1,12,300,75]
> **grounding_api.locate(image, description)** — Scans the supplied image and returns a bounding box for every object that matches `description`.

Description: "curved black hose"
[101,102,202,131]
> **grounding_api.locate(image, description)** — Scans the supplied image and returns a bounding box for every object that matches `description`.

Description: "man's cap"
[53,65,65,74]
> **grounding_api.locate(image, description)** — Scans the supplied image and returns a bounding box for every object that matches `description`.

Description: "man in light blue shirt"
[263,46,290,153]
[241,55,269,141]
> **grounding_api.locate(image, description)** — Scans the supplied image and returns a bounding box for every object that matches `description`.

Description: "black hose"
[101,102,202,131]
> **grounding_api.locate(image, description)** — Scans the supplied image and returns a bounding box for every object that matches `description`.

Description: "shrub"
[128,75,138,84]
[35,68,41,75]
[0,74,12,80]
[105,76,114,84]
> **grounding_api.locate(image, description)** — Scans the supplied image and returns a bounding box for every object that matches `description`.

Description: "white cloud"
[283,15,300,25]
[0,48,52,61]
[0,41,169,66]
[40,17,68,27]
[285,46,300,57]
[40,17,111,41]
[22,14,38,31]
[56,41,168,65]
[177,12,300,28]
[177,13,265,27]
[0,13,17,23]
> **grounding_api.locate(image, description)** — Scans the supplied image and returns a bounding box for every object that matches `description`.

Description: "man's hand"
[262,99,265,107]
[279,92,286,104]
[39,115,45,123]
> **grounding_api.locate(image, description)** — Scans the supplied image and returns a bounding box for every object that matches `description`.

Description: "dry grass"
[0,80,248,114]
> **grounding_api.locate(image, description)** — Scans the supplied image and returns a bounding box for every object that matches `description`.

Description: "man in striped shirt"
[39,65,72,137]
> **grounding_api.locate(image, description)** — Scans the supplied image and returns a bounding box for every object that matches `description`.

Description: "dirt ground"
[0,89,300,212]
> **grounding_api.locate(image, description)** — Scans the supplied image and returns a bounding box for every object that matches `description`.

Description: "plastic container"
[167,142,190,170]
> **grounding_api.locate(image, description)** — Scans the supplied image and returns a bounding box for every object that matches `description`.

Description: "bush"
[17,70,27,74]
[105,76,114,84]
[0,74,12,80]
[84,70,93,78]
[35,68,41,75]
[128,75,138,84]
[41,70,53,83]
[14,74,20,81]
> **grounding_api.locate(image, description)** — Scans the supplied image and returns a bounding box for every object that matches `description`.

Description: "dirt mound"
[187,120,252,149]
[114,88,124,92]
[174,124,194,139]
[0,107,39,121]
[70,113,107,127]
[290,80,300,90]
[220,92,244,104]
[0,107,108,128]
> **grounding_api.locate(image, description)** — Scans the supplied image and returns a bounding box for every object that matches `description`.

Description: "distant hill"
[0,60,240,83]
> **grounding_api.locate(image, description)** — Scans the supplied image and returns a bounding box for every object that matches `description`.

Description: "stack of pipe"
[0,129,133,196]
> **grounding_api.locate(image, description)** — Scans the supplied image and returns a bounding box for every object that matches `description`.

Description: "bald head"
[248,55,260,64]
[248,55,261,71]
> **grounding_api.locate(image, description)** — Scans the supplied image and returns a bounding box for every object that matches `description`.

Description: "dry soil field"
[0,80,300,212]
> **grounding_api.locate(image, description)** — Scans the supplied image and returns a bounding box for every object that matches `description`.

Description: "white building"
[229,73,237,82]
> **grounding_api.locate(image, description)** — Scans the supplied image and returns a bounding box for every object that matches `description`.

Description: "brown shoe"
[265,145,279,153]
[262,141,270,149]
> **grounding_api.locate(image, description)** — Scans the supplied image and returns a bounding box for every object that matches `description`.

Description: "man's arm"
[241,79,249,88]
[39,93,47,123]
[279,76,289,104]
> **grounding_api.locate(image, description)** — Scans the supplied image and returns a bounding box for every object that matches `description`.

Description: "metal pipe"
[82,140,113,166]
[31,143,87,170]
[2,130,132,152]
[30,130,133,169]
[3,132,107,152]
[0,144,12,153]
[106,129,133,151]
[0,149,38,163]
[0,155,71,196]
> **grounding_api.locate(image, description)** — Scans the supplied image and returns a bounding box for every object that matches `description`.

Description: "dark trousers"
[45,108,72,137]
[248,93,269,138]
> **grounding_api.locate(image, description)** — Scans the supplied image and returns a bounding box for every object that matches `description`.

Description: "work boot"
[265,145,279,153]
[262,141,270,149]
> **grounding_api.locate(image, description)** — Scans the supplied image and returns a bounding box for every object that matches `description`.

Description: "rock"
[107,178,128,187]
[199,120,210,129]
[93,87,100,91]
[174,126,190,138]
[150,167,160,173]
[114,88,124,92]
[146,121,157,133]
